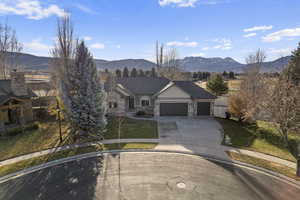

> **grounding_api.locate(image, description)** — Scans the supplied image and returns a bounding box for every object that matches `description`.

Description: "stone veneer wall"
[10,71,28,96]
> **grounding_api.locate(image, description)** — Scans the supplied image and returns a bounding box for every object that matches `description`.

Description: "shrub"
[6,122,39,136]
[136,111,146,116]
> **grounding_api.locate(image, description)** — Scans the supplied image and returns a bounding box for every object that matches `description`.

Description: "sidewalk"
[0,138,159,167]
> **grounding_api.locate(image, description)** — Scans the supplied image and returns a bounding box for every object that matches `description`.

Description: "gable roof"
[116,77,170,95]
[173,81,216,99]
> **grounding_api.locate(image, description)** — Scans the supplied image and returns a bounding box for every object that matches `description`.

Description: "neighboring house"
[106,77,216,117]
[0,71,36,130]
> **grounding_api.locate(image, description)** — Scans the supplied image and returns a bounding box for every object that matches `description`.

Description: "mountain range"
[6,52,291,73]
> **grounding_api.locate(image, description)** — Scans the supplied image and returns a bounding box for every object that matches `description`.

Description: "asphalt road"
[0,152,299,200]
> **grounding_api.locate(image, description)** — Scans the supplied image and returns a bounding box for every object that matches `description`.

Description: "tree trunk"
[297,158,300,177]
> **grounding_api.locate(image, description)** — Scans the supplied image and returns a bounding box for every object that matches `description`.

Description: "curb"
[0,149,300,189]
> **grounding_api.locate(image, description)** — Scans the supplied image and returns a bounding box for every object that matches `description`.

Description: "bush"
[225,112,231,119]
[6,122,39,136]
[136,111,146,116]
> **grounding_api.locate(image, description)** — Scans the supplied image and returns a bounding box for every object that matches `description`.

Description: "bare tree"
[234,49,266,122]
[158,47,188,80]
[156,41,164,74]
[0,22,23,79]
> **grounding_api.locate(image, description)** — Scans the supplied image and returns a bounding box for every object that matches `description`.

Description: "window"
[109,102,118,108]
[141,100,150,107]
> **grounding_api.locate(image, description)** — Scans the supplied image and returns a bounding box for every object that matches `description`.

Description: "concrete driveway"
[155,117,228,158]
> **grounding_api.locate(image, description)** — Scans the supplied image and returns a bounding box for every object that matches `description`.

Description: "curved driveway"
[0,152,299,200]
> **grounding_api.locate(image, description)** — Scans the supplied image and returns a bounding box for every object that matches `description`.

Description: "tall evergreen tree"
[151,67,157,77]
[229,71,235,79]
[285,42,300,85]
[105,68,109,73]
[207,74,228,96]
[222,71,228,78]
[197,72,203,80]
[62,41,106,138]
[139,69,145,77]
[123,67,129,77]
[130,68,137,77]
[115,69,122,78]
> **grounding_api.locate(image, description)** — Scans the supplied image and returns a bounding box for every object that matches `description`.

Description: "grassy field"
[217,118,300,162]
[227,151,300,181]
[0,143,157,177]
[0,117,158,161]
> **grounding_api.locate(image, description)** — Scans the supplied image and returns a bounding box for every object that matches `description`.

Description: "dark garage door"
[197,102,211,116]
[160,103,188,116]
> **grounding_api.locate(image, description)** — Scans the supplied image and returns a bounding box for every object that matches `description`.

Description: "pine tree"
[229,71,235,79]
[139,69,145,77]
[123,67,129,77]
[151,67,156,77]
[285,42,300,85]
[207,74,228,96]
[130,68,137,77]
[222,71,228,78]
[64,41,106,138]
[115,69,122,78]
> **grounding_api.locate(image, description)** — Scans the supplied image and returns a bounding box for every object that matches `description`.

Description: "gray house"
[106,77,216,117]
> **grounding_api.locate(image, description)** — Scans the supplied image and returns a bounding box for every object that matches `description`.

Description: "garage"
[160,103,188,116]
[197,102,211,116]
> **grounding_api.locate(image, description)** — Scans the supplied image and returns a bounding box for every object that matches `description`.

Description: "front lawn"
[0,117,158,161]
[227,151,300,181]
[104,117,158,140]
[217,118,300,162]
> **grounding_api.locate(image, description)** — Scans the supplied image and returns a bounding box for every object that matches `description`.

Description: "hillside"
[5,52,291,73]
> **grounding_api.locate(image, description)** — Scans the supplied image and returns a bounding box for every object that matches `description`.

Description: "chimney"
[10,71,28,96]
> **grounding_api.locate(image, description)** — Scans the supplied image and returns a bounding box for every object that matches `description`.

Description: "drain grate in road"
[176,182,186,189]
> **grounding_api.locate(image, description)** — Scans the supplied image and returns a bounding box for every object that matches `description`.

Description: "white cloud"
[166,41,198,47]
[24,39,51,56]
[158,0,198,7]
[73,3,98,14]
[116,45,121,49]
[190,53,205,57]
[0,0,68,20]
[212,38,232,50]
[83,36,92,41]
[262,27,300,42]
[269,48,292,56]
[201,47,209,51]
[90,43,105,49]
[243,33,257,38]
[244,25,273,32]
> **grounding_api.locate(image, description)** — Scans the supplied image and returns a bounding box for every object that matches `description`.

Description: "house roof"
[0,80,36,105]
[104,77,216,99]
[116,77,170,95]
[173,81,217,99]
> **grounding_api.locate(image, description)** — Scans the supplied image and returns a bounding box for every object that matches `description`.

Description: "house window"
[109,102,118,108]
[141,100,150,107]
[113,102,118,108]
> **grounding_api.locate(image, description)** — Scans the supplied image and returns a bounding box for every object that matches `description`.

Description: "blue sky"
[0,0,300,63]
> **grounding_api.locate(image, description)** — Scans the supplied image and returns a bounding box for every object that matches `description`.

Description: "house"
[0,71,36,131]
[106,77,216,117]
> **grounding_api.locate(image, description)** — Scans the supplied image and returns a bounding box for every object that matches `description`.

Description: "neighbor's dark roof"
[0,80,36,105]
[116,77,170,95]
[173,81,217,99]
